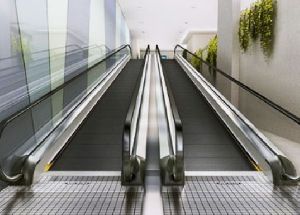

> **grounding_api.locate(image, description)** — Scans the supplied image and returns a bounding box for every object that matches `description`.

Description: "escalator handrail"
[156,45,184,182]
[0,44,131,183]
[174,44,300,126]
[122,45,150,184]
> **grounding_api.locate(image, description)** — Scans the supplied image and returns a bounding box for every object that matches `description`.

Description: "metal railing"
[122,45,150,185]
[174,45,300,184]
[156,45,184,185]
[175,45,300,126]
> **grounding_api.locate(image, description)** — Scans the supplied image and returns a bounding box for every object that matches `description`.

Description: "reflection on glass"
[0,0,131,179]
[16,0,51,103]
[0,0,29,121]
[0,47,130,176]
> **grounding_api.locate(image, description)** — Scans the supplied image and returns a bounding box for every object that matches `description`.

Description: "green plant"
[239,9,250,51]
[206,35,218,68]
[191,48,204,71]
[260,0,276,56]
[238,0,276,56]
[249,2,261,40]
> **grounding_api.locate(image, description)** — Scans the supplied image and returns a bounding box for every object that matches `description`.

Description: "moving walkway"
[0,44,150,186]
[0,43,299,214]
[156,45,300,185]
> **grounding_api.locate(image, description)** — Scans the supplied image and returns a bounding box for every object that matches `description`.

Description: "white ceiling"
[118,0,218,50]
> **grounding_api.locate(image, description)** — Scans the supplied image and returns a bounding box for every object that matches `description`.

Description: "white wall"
[131,37,140,59]
[217,0,240,105]
[186,32,216,53]
[239,0,300,142]
[217,0,300,173]
[119,0,218,50]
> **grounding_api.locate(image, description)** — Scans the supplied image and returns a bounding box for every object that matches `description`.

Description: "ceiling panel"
[118,0,218,50]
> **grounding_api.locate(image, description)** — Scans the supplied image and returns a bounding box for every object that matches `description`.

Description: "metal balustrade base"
[0,174,143,215]
[162,172,300,215]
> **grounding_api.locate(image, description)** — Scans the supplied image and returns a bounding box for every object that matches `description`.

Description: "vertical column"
[115,4,122,48]
[64,0,91,108]
[48,0,68,90]
[104,0,116,50]
[48,0,68,121]
[217,0,240,106]
[88,0,106,87]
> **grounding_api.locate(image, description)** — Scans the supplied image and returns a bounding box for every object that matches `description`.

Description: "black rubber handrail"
[174,44,300,126]
[122,45,150,185]
[156,45,184,184]
[0,44,132,140]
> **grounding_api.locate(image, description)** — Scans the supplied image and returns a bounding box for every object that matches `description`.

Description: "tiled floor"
[0,173,299,214]
[0,175,143,215]
[162,174,300,215]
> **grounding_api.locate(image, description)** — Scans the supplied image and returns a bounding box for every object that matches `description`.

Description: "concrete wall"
[186,33,216,53]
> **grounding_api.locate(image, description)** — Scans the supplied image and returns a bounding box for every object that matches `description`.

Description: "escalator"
[0,43,299,214]
[50,59,144,171]
[0,44,149,214]
[161,59,253,171]
[0,44,149,186]
[156,45,299,186]
[155,45,300,214]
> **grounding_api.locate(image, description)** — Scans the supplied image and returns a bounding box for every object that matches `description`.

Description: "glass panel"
[0,0,29,121]
[88,0,106,84]
[0,47,131,176]
[48,0,68,90]
[16,0,51,103]
[65,0,91,81]
[115,4,122,48]
[105,0,116,50]
[0,0,132,178]
[48,0,68,122]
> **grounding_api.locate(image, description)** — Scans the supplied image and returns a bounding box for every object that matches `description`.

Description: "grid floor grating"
[0,176,143,215]
[162,175,300,215]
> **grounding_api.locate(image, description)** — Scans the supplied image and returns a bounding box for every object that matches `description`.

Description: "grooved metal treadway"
[162,174,300,214]
[0,175,143,215]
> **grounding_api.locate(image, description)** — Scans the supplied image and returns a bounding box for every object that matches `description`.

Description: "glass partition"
[0,0,29,121]
[16,0,51,103]
[0,0,131,178]
[0,46,131,177]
